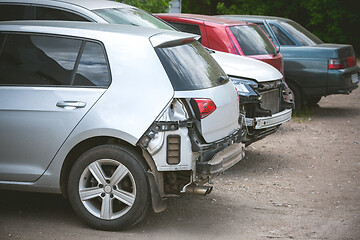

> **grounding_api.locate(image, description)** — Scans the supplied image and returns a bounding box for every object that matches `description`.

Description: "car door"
[0,33,110,182]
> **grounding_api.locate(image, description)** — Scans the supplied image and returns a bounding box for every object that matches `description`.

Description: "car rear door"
[0,33,110,182]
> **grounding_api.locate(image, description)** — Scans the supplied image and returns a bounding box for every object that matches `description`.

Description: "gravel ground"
[1,87,359,240]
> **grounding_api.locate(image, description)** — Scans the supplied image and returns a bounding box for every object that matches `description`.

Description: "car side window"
[35,6,89,21]
[0,33,110,87]
[269,24,296,46]
[167,22,202,43]
[74,42,111,86]
[0,4,27,21]
[257,23,271,38]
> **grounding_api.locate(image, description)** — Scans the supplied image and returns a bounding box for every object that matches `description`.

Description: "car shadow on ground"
[311,105,360,118]
[0,151,284,234]
[227,149,291,175]
[0,189,257,235]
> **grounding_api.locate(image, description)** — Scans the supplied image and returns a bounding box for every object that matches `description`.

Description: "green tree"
[183,0,360,55]
[118,0,171,13]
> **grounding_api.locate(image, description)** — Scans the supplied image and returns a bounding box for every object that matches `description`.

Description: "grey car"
[219,15,360,110]
[0,21,244,230]
[0,0,174,29]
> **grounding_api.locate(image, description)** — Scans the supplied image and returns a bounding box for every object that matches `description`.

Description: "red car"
[156,13,284,74]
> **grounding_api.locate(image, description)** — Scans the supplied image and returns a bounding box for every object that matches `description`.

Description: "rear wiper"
[218,76,229,83]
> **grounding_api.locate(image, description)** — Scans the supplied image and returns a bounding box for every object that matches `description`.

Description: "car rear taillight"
[347,56,356,68]
[193,98,217,119]
[234,87,240,102]
[328,56,356,69]
[328,58,345,69]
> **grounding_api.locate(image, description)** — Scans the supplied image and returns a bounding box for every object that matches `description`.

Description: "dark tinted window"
[0,34,110,87]
[0,5,27,21]
[229,25,276,56]
[0,34,80,85]
[35,7,88,21]
[74,42,110,86]
[0,34,5,52]
[270,24,296,46]
[155,41,227,91]
[168,22,202,43]
[277,21,323,46]
[93,8,174,30]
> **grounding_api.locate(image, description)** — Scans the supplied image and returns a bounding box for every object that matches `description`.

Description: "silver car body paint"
[173,82,239,143]
[0,21,243,193]
[0,87,105,182]
[1,0,131,23]
[0,22,176,189]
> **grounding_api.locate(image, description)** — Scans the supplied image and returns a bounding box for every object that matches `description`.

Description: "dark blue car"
[219,15,360,110]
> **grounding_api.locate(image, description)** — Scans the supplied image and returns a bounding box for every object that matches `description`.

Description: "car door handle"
[56,101,86,109]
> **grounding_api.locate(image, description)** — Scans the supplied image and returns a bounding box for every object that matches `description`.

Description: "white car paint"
[210,50,283,82]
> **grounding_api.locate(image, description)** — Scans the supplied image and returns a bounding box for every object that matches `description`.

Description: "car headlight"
[230,77,258,96]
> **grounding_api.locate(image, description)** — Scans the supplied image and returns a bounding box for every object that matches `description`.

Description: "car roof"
[220,15,291,23]
[0,20,190,41]
[156,13,248,26]
[1,0,131,10]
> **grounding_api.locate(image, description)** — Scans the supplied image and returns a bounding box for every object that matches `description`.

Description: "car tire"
[68,144,150,231]
[306,96,322,107]
[287,81,302,112]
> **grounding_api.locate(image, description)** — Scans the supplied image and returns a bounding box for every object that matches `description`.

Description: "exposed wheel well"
[60,136,145,198]
[285,78,301,92]
[285,78,303,111]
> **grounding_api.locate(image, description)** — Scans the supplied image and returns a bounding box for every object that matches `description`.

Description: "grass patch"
[292,106,315,122]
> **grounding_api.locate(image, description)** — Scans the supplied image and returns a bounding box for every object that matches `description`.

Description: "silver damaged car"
[0,21,245,230]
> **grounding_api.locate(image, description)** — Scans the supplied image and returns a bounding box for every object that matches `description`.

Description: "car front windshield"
[93,7,174,30]
[278,20,323,46]
[155,41,227,91]
[229,25,276,56]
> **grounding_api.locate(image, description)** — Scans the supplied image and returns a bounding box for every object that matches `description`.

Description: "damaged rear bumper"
[196,142,245,177]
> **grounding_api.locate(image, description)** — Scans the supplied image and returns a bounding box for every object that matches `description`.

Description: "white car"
[211,51,293,145]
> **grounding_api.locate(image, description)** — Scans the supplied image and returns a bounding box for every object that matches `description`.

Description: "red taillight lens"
[328,56,356,70]
[328,58,345,69]
[235,87,240,102]
[347,56,356,68]
[193,98,217,119]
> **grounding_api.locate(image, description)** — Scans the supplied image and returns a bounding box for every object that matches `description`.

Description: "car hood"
[210,50,283,82]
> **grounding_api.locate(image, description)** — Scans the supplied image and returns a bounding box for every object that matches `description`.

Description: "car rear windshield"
[277,21,323,46]
[93,7,174,30]
[155,40,227,91]
[229,25,276,56]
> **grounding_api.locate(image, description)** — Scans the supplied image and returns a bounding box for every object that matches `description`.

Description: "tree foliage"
[182,0,360,55]
[118,0,171,13]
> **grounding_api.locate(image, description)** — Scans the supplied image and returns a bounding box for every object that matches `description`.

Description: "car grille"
[258,80,281,114]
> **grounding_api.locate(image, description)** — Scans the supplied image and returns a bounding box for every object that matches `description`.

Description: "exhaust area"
[184,184,213,195]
